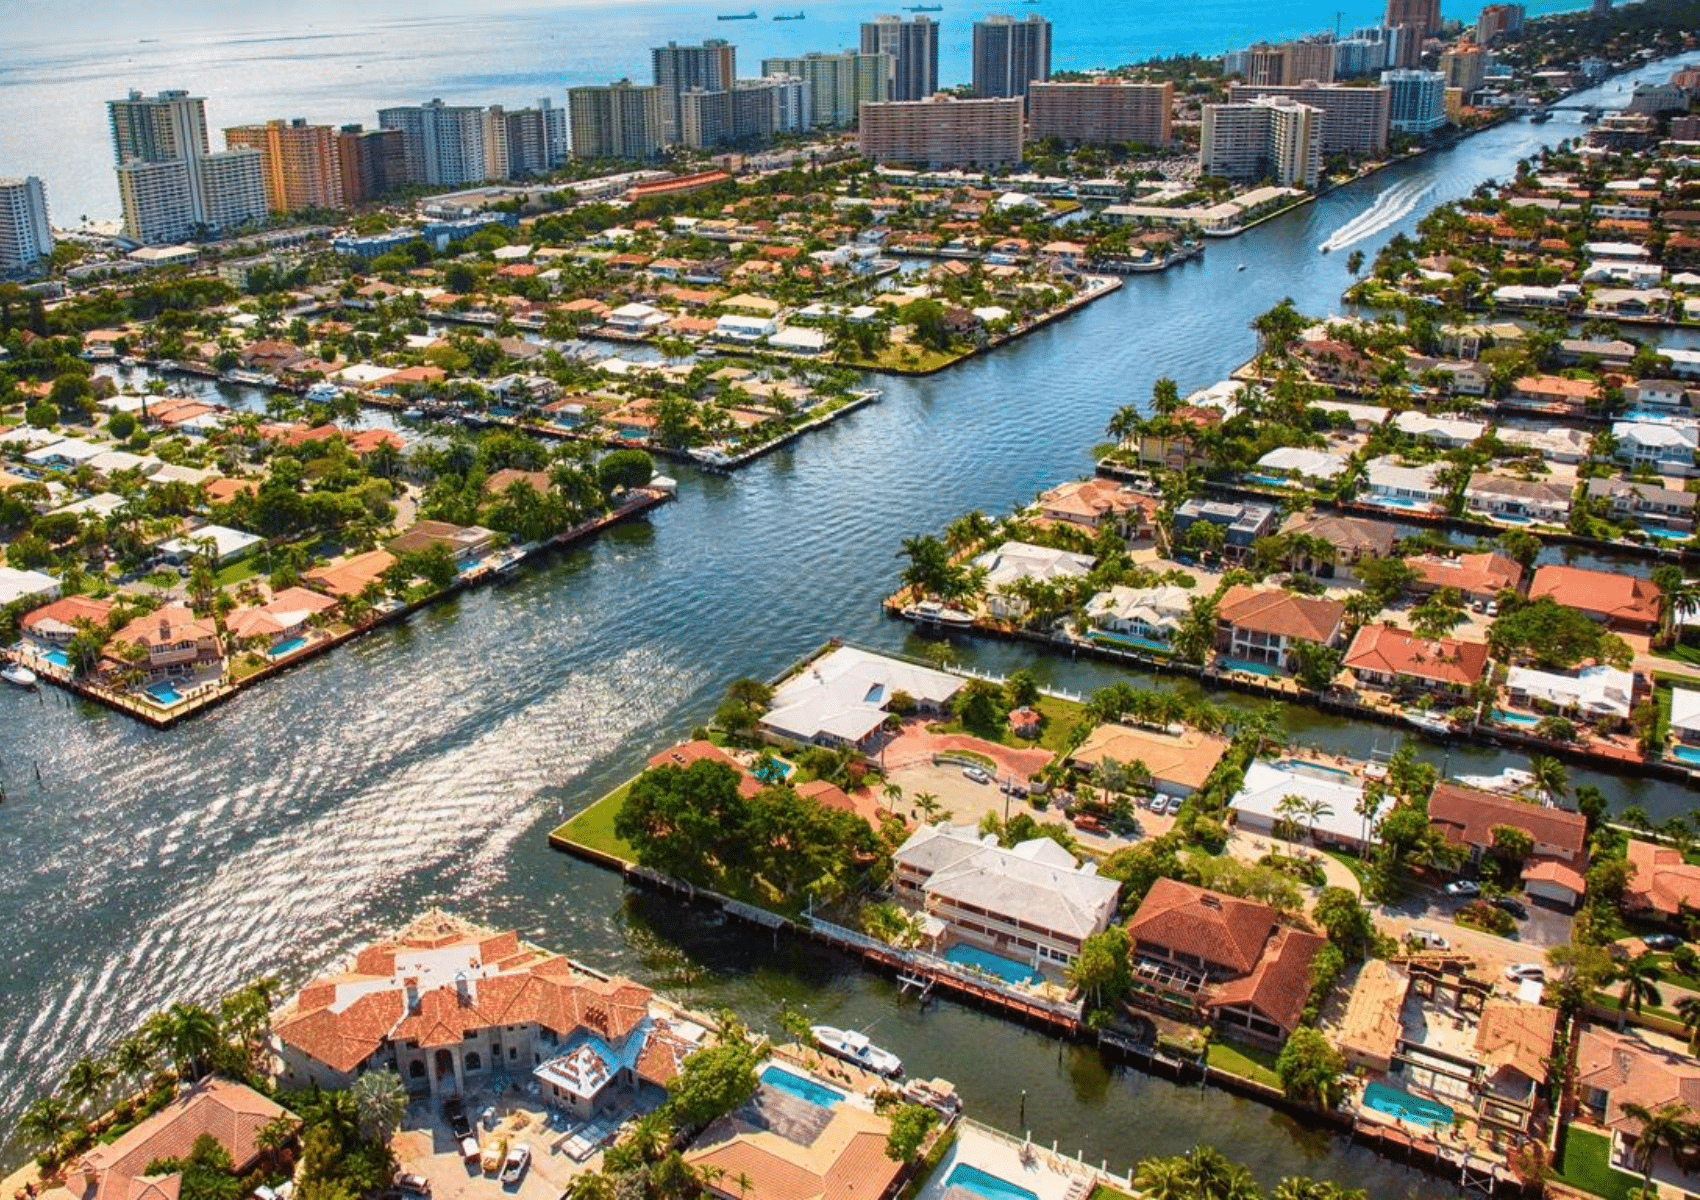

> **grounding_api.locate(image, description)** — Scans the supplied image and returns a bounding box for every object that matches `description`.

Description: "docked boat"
[902,599,973,627]
[809,1025,902,1077]
[305,382,343,403]
[689,446,734,467]
[2,664,39,689]
[1454,767,1536,795]
[1529,109,1552,123]
[1403,712,1453,735]
[401,407,425,420]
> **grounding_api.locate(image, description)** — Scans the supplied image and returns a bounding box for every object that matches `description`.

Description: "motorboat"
[809,1025,902,1077]
[305,382,343,403]
[1453,767,1536,795]
[902,599,973,627]
[2,664,39,689]
[1403,712,1453,735]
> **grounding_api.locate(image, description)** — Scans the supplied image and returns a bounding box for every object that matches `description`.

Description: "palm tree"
[1618,1101,1694,1193]
[17,1095,75,1151]
[1617,951,1666,1022]
[112,1033,155,1086]
[1184,1144,1260,1200]
[161,1001,221,1080]
[254,1114,297,1174]
[63,1055,115,1113]
[1275,793,1308,844]
[1528,755,1569,806]
[566,1175,616,1200]
[1677,995,1700,1053]
[1105,403,1142,444]
[351,1069,409,1143]
[1134,1156,1193,1200]
[1301,798,1336,843]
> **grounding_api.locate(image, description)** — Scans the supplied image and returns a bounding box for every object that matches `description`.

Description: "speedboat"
[2,664,39,689]
[1453,767,1535,795]
[809,1025,902,1077]
[305,382,343,403]
[1403,712,1452,735]
[903,599,973,627]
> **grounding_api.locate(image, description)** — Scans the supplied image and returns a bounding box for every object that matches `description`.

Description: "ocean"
[4,0,1599,224]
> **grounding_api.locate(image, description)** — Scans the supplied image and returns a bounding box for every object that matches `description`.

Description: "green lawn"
[1653,643,1700,668]
[1323,848,1372,889]
[214,556,265,587]
[842,344,963,373]
[143,571,178,588]
[928,692,1086,760]
[1207,1038,1282,1089]
[551,781,636,862]
[1088,1187,1137,1200]
[1558,1127,1642,1200]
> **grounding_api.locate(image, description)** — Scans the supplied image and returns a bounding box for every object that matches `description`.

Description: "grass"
[214,556,265,587]
[1653,643,1700,667]
[1207,1037,1283,1089]
[143,570,178,588]
[841,344,962,373]
[1322,848,1373,889]
[1088,1188,1137,1200]
[928,692,1087,761]
[551,780,637,861]
[1557,1127,1642,1200]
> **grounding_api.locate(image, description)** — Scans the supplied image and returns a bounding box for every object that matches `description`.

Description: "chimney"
[404,977,419,1012]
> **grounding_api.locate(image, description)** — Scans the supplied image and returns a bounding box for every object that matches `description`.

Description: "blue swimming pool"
[144,681,185,707]
[752,757,794,783]
[1273,757,1354,778]
[945,943,1044,986]
[944,1164,1041,1200]
[1368,494,1427,509]
[41,647,69,668]
[1091,630,1174,655]
[1244,473,1294,488]
[269,635,308,658]
[1492,708,1539,726]
[1219,656,1284,678]
[1673,744,1700,766]
[760,1065,844,1108]
[1362,1081,1454,1129]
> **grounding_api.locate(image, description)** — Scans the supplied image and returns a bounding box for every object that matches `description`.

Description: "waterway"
[3,57,1696,1190]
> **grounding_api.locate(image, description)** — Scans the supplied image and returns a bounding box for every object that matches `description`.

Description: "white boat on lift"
[2,664,39,689]
[808,1025,902,1077]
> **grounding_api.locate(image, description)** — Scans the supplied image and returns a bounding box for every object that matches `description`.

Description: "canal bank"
[2,51,1696,1193]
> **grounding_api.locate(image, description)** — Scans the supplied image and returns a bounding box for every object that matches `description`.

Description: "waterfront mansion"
[270,913,701,1112]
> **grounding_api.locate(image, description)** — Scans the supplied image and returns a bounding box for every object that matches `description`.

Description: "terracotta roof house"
[386,520,496,564]
[1474,1000,1558,1127]
[1035,477,1158,542]
[1344,624,1491,696]
[1068,723,1231,798]
[1530,564,1661,633]
[646,740,764,799]
[21,595,115,644]
[43,1080,296,1200]
[103,603,220,682]
[684,1080,903,1200]
[303,549,396,598]
[1576,1026,1700,1164]
[1125,878,1322,1042]
[1407,551,1524,603]
[1214,585,1345,673]
[1427,782,1588,905]
[1624,839,1700,919]
[272,913,693,1110]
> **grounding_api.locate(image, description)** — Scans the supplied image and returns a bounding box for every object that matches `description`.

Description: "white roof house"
[892,823,1121,959]
[1496,424,1592,463]
[1256,446,1348,481]
[767,326,829,354]
[608,302,668,330]
[1670,688,1700,739]
[1392,411,1486,447]
[54,492,130,518]
[1086,584,1194,639]
[1364,456,1446,504]
[1504,664,1634,719]
[1583,241,1651,260]
[973,541,1095,618]
[761,646,962,748]
[1229,759,1389,851]
[157,523,264,564]
[85,449,160,476]
[24,437,107,467]
[1614,421,1699,469]
[714,313,779,341]
[0,566,61,608]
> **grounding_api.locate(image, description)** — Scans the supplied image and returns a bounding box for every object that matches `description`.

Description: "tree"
[1276,1027,1347,1109]
[1617,1101,1693,1193]
[666,1042,758,1129]
[1489,824,1535,879]
[1410,589,1467,640]
[17,1094,74,1152]
[1678,995,1700,1053]
[1069,927,1133,1013]
[1290,640,1344,692]
[1313,887,1374,960]
[1004,668,1041,709]
[883,1103,939,1161]
[1617,950,1666,1020]
[1497,528,1543,570]
[351,1069,408,1143]
[159,1001,221,1081]
[63,1054,114,1112]
[597,448,654,494]
[149,1133,241,1200]
[1529,755,1569,805]
[1488,597,1632,670]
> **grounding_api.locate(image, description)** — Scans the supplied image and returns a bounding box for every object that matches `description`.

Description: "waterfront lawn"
[1558,1127,1641,1200]
[929,693,1086,757]
[1088,1187,1137,1200]
[841,344,961,373]
[552,782,636,862]
[214,555,265,588]
[1207,1037,1282,1089]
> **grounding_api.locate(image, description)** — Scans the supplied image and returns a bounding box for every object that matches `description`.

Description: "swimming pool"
[752,757,794,783]
[41,647,70,668]
[1673,744,1700,766]
[1091,630,1174,655]
[144,681,185,707]
[1218,656,1284,678]
[1492,708,1539,726]
[1273,757,1354,778]
[760,1065,844,1108]
[1244,473,1294,488]
[945,943,1044,986]
[1367,494,1429,510]
[268,635,308,658]
[1362,1080,1454,1129]
[944,1164,1041,1200]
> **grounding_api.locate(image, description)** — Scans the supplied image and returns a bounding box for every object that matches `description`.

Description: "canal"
[3,56,1696,1189]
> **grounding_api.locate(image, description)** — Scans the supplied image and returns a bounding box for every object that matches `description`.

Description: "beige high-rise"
[225,118,344,212]
[859,95,1024,168]
[1027,81,1172,146]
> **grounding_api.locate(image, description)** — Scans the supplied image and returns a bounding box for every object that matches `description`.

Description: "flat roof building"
[1201,96,1323,187]
[972,13,1051,99]
[0,176,53,273]
[1027,81,1173,147]
[861,14,940,101]
[569,81,665,160]
[859,95,1024,169]
[1226,81,1389,154]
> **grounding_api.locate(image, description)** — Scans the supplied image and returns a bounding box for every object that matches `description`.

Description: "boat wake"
[1317,179,1432,253]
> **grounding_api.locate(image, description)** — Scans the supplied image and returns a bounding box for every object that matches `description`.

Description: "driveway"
[1374,883,1573,958]
[390,1094,601,1200]
[881,720,1055,781]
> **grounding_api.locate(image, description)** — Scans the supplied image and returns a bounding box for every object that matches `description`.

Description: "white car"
[1444,880,1479,898]
[500,1144,531,1185]
[1410,928,1450,951]
[962,766,990,784]
[1504,963,1545,983]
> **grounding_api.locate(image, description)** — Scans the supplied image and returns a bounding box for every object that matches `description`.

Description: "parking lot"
[390,1093,607,1200]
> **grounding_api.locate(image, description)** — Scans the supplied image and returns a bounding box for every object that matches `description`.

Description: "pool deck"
[918,1121,1108,1200]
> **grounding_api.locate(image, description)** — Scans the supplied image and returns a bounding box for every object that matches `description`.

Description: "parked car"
[1444,880,1480,898]
[481,1135,510,1174]
[500,1145,531,1185]
[962,766,990,784]
[1643,932,1683,950]
[1489,895,1529,919]
[444,1097,471,1140]
[1410,928,1450,951]
[1504,963,1545,983]
[1162,796,1185,816]
[396,1175,431,1197]
[1071,812,1105,834]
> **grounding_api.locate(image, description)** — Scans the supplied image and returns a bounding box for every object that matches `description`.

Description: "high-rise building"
[1242,43,1288,86]
[108,89,265,242]
[1200,96,1322,187]
[0,177,54,274]
[859,95,1025,168]
[1333,37,1389,78]
[860,15,939,101]
[1381,68,1448,132]
[652,40,737,145]
[492,100,569,177]
[1026,81,1173,146]
[1286,37,1338,84]
[1386,0,1442,39]
[1226,82,1390,154]
[971,14,1051,99]
[378,99,489,187]
[761,52,890,127]
[334,125,406,206]
[568,81,665,160]
[224,118,344,212]
[680,76,812,148]
[1475,3,1525,43]
[1439,44,1487,95]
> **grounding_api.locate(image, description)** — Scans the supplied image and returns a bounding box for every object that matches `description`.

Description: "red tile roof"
[1217,586,1344,644]
[22,595,114,637]
[1625,839,1700,916]
[1126,878,1277,976]
[1207,925,1325,1036]
[1427,782,1587,860]
[646,740,763,798]
[1345,624,1490,686]
[1530,564,1661,628]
